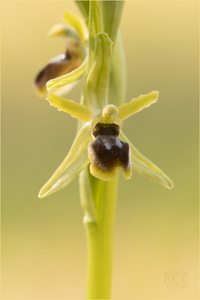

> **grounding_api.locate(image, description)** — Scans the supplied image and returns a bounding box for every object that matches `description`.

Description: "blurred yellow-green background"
[1,0,199,299]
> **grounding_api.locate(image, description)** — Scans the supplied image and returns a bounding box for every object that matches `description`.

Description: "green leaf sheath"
[108,33,127,105]
[102,1,124,43]
[85,33,112,110]
[75,1,90,22]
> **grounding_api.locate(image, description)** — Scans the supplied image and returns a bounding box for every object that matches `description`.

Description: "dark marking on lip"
[90,123,130,172]
[92,123,120,137]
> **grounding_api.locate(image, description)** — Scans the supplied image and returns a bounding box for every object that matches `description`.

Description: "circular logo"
[165,267,187,290]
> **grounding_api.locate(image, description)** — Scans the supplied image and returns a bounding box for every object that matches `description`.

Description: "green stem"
[84,178,118,299]
[76,2,124,298]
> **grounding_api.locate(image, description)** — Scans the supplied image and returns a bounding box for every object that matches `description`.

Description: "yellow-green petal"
[47,93,93,121]
[38,123,92,198]
[119,90,159,121]
[120,131,174,190]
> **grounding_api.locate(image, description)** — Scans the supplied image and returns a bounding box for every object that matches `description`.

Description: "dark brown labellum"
[89,123,130,172]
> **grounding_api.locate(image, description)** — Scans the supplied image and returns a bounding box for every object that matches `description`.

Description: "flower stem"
[77,2,124,298]
[84,177,118,299]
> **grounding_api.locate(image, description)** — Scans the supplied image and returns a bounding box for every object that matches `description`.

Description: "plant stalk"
[84,178,118,299]
[77,2,125,298]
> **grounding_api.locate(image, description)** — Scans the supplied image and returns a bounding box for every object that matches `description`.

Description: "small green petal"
[38,123,92,198]
[47,93,93,121]
[64,11,88,43]
[46,58,87,93]
[119,91,159,121]
[120,131,174,190]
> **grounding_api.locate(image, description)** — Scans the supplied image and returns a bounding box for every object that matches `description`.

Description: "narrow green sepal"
[38,123,92,198]
[120,131,174,190]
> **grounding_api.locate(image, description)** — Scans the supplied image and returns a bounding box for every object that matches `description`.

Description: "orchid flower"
[35,10,173,199]
[35,3,174,298]
[38,87,174,198]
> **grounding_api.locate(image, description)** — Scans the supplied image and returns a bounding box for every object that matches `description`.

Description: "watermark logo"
[165,267,187,290]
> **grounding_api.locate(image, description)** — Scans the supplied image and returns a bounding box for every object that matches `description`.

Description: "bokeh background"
[1,0,199,299]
